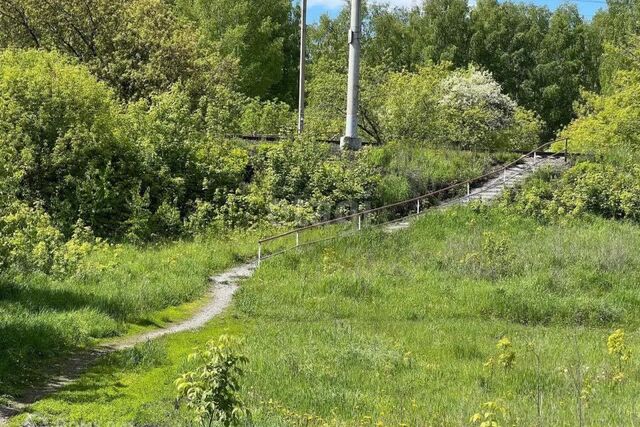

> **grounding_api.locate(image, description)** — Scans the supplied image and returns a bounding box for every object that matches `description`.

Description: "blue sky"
[307,0,606,23]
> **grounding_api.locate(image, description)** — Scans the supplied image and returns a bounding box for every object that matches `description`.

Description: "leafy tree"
[174,0,298,102]
[360,5,424,71]
[306,58,388,144]
[560,40,640,158]
[0,49,141,236]
[597,0,640,92]
[418,0,470,66]
[469,0,549,107]
[308,3,422,72]
[0,0,233,102]
[381,63,452,142]
[308,10,349,66]
[533,5,601,134]
[470,0,600,137]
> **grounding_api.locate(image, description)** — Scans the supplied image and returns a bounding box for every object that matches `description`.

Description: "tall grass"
[14,206,640,426]
[0,231,258,395]
[374,142,518,204]
[237,207,640,425]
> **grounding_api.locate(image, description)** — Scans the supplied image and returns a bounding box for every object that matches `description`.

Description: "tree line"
[1,0,636,138]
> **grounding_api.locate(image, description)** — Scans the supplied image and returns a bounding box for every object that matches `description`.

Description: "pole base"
[340,136,362,151]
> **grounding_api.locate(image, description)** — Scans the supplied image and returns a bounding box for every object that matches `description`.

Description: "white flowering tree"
[381,65,541,150]
[439,68,523,150]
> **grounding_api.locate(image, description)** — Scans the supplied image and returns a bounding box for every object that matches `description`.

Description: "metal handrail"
[257,138,570,263]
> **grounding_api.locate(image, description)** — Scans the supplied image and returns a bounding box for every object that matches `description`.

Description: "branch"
[0,0,41,47]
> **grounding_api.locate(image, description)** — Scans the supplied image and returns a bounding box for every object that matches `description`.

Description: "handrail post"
[258,242,262,265]
[503,168,506,183]
[467,182,471,196]
[296,232,300,247]
[358,214,362,231]
[533,151,537,161]
[417,199,421,214]
[564,138,569,162]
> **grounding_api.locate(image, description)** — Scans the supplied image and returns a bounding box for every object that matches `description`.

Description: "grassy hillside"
[0,142,505,402]
[13,206,640,425]
[0,232,258,395]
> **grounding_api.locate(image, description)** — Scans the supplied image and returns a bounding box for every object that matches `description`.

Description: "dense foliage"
[0,0,237,102]
[560,38,640,158]
[0,50,140,238]
[306,62,542,149]
[307,0,603,138]
[506,35,640,224]
[0,0,636,271]
[0,50,246,243]
[173,0,300,103]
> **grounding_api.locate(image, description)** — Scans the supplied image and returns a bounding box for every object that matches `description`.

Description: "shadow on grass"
[0,278,126,397]
[1,341,168,421]
[0,279,131,319]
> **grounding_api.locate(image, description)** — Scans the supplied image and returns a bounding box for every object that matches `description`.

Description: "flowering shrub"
[0,202,100,277]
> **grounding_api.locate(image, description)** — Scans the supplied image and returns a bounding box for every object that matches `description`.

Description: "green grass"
[0,230,260,396]
[374,142,518,204]
[13,207,640,426]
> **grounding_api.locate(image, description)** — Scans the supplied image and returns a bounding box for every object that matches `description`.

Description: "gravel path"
[0,261,257,425]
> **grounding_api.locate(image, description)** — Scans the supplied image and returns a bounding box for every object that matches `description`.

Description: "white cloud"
[308,0,420,9]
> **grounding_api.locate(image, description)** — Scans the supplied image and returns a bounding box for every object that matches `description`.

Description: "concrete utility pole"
[297,0,307,134]
[340,0,362,151]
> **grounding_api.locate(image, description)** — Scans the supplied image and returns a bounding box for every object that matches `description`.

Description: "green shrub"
[176,335,249,427]
[149,201,183,238]
[232,137,380,227]
[0,202,99,277]
[0,49,142,237]
[185,200,218,236]
[0,202,64,276]
[381,64,451,143]
[239,98,296,135]
[507,162,640,222]
[126,85,249,221]
[559,71,640,159]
